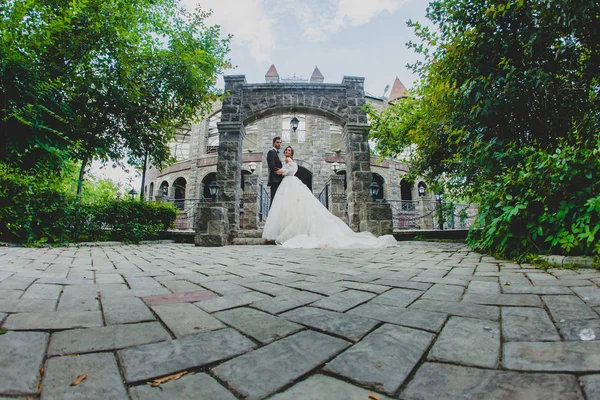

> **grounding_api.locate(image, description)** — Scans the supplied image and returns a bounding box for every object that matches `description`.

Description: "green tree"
[368,0,600,258]
[1,0,231,193]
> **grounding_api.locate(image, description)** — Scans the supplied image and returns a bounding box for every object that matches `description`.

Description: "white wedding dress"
[262,159,397,249]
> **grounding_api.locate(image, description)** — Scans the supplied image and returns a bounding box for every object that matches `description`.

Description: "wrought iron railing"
[258,182,270,222]
[387,200,478,231]
[163,198,214,230]
[318,184,329,209]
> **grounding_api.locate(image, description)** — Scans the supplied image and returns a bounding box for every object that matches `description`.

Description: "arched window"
[400,179,413,201]
[159,181,169,197]
[149,182,154,201]
[173,177,186,209]
[241,170,251,191]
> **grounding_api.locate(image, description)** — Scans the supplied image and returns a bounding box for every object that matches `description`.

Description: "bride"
[262,146,397,249]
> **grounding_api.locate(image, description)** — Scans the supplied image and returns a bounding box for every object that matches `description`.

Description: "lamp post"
[331,162,339,173]
[290,117,299,132]
[435,192,444,230]
[418,182,426,197]
[249,162,257,174]
[368,181,380,203]
[208,181,220,202]
[128,189,138,201]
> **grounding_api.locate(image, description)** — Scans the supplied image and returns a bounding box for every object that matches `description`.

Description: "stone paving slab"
[2,311,103,330]
[504,341,600,371]
[212,330,349,400]
[282,306,379,341]
[572,286,600,307]
[463,293,542,307]
[151,303,225,337]
[270,374,391,400]
[129,372,237,400]
[580,375,600,400]
[0,331,48,395]
[0,298,57,313]
[558,319,600,341]
[502,307,560,342]
[102,296,156,325]
[213,307,303,344]
[250,291,323,314]
[42,353,128,399]
[119,328,256,383]
[195,291,270,313]
[370,288,423,308]
[543,295,599,321]
[428,316,500,368]
[48,322,171,356]
[401,362,584,400]
[311,289,376,312]
[324,324,434,395]
[349,302,447,332]
[141,290,218,307]
[409,298,500,320]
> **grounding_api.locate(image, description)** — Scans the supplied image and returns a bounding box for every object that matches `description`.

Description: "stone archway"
[197,74,393,246]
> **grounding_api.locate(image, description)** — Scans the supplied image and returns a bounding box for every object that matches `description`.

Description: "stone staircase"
[231,229,272,245]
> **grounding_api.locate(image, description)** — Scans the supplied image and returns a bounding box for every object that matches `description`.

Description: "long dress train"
[262,159,397,249]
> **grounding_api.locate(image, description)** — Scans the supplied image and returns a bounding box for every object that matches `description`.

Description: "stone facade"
[144,66,435,245]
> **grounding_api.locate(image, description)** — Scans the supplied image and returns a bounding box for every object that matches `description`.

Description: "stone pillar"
[242,174,259,230]
[342,123,372,231]
[328,174,346,221]
[360,202,393,236]
[194,203,229,246]
[216,121,245,234]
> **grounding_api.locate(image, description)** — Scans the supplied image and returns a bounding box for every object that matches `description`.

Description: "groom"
[266,136,283,206]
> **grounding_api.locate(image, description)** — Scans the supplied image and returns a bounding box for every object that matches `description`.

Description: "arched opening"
[173,177,186,209]
[296,166,313,192]
[372,173,385,201]
[202,173,217,201]
[241,170,251,191]
[336,170,347,190]
[149,182,154,201]
[400,179,413,201]
[159,181,169,197]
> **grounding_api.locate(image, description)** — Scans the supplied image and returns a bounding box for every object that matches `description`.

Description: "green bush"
[468,134,600,259]
[0,163,178,245]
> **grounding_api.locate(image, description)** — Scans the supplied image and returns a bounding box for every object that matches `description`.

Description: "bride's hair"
[284,146,294,158]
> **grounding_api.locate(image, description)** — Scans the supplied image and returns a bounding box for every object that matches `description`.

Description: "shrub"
[0,163,178,245]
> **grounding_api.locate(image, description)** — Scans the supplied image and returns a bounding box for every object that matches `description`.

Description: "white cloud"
[278,0,409,41]
[182,0,276,63]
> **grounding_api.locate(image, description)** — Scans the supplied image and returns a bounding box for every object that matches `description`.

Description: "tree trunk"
[77,157,88,198]
[139,150,148,201]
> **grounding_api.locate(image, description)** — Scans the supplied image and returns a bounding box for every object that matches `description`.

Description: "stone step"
[232,238,273,246]
[236,230,264,239]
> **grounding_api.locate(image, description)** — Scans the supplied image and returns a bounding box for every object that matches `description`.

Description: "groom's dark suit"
[266,148,283,206]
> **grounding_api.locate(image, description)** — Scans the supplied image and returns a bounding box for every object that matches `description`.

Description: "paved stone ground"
[1,242,599,399]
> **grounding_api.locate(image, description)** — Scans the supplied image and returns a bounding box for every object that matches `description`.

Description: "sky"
[91,0,431,191]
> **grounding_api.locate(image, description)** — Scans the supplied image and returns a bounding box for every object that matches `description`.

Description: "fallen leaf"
[0,328,8,335]
[504,281,511,286]
[71,373,87,386]
[40,367,45,375]
[37,383,43,395]
[148,371,188,387]
[368,392,380,400]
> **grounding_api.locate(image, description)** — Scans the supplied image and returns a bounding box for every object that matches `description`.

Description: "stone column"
[342,122,372,231]
[216,121,245,235]
[329,174,346,221]
[195,203,229,247]
[242,174,259,230]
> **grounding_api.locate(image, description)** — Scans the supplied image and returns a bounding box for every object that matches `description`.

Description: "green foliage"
[0,163,177,244]
[368,0,600,258]
[1,0,231,172]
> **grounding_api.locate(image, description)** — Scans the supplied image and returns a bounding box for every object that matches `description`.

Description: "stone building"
[144,65,438,236]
